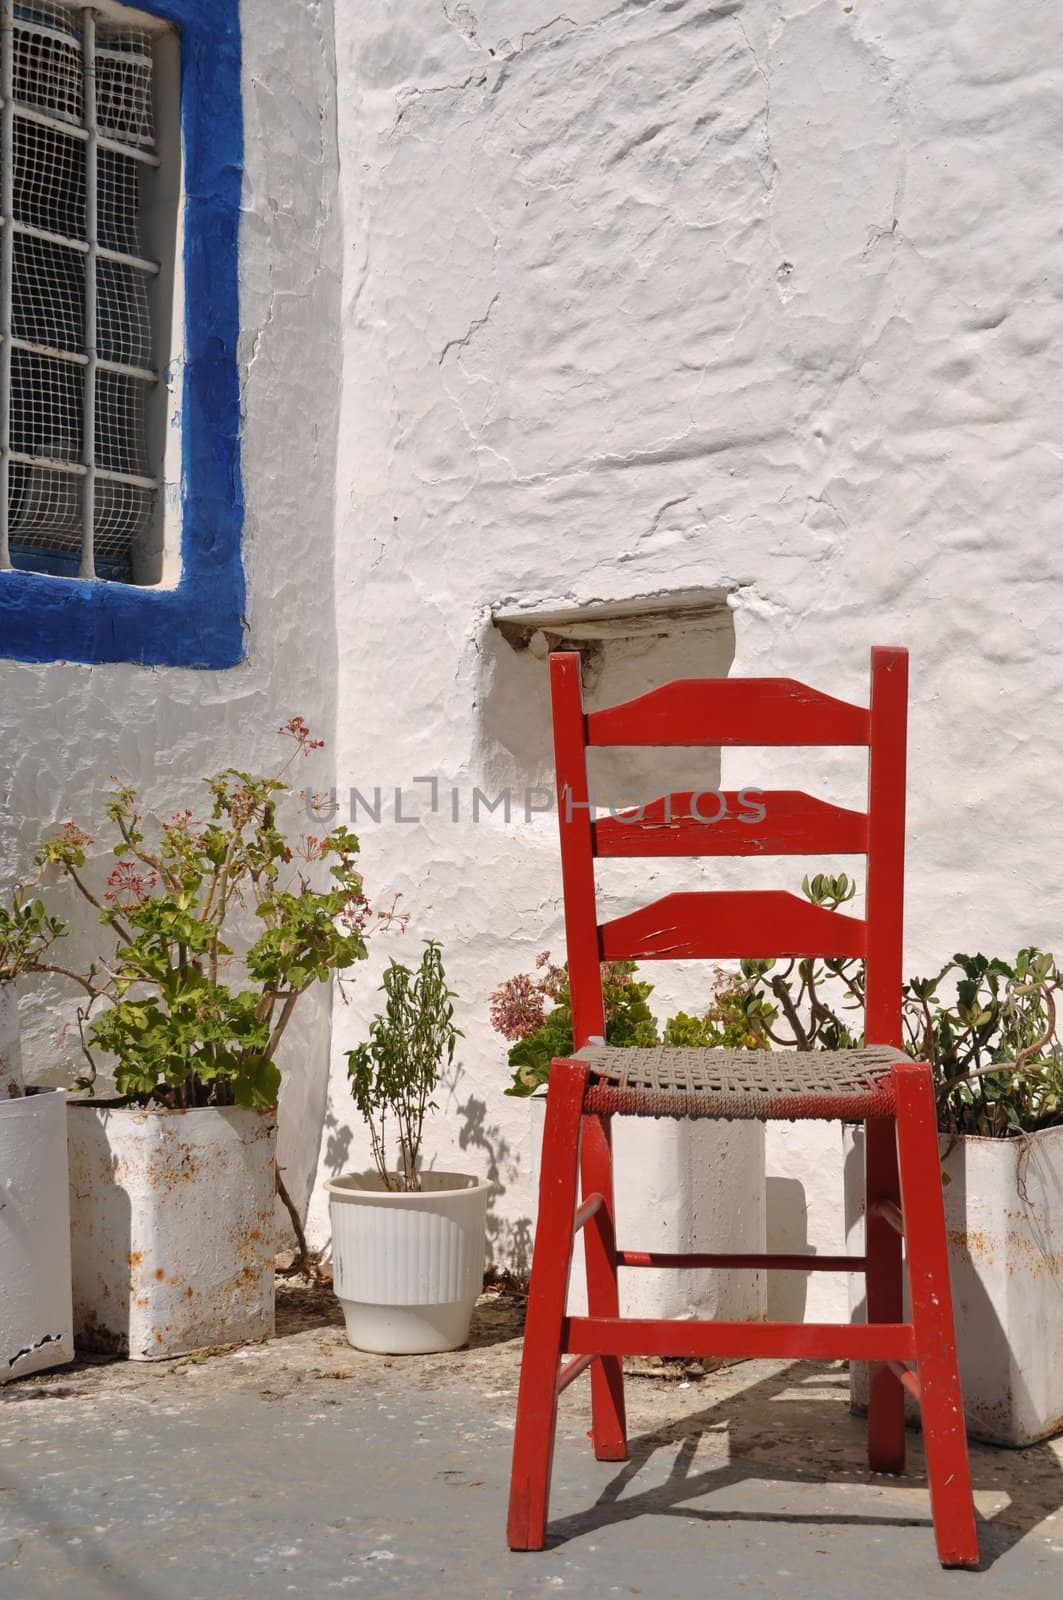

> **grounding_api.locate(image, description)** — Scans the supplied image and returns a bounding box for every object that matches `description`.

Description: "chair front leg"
[893,1063,979,1569]
[508,1059,589,1551]
[865,1113,906,1473]
[580,1112,628,1461]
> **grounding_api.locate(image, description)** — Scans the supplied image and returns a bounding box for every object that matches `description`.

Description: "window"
[0,0,179,583]
[0,0,245,668]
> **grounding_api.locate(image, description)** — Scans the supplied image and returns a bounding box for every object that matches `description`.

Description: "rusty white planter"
[0,980,23,1099]
[68,1102,277,1360]
[0,1086,75,1382]
[328,1171,493,1354]
[844,1123,1063,1446]
[529,1091,766,1323]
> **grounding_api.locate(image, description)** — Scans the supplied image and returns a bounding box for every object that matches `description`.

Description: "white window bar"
[0,0,164,580]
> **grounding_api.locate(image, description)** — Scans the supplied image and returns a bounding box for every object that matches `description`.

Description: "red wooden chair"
[507,647,978,1568]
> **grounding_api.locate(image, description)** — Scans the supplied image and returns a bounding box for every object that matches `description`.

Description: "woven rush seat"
[577,1043,908,1120]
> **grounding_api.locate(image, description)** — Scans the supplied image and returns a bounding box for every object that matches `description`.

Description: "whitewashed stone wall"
[0,0,343,1225]
[4,0,1061,1286]
[317,0,1063,1296]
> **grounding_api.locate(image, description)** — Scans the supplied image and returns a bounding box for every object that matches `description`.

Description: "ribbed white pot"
[0,1087,75,1382]
[68,1102,277,1360]
[328,1171,493,1354]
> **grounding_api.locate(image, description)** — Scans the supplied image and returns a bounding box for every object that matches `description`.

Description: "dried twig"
[276,1167,316,1280]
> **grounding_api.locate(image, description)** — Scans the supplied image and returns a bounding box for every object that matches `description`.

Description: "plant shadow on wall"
[448,1066,532,1281]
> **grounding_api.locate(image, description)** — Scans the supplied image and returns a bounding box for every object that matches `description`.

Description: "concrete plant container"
[68,1102,277,1360]
[845,1123,1063,1446]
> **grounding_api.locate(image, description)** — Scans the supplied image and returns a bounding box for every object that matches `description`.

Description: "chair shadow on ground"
[545,1360,1063,1572]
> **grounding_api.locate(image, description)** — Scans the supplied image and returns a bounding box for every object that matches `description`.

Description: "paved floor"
[1,1288,1061,1599]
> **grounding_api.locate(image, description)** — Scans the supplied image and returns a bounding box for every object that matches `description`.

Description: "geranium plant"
[41,719,370,1114]
[491,953,659,1096]
[0,884,68,988]
[346,940,461,1190]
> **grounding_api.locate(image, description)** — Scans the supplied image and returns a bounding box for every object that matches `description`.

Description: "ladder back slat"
[599,890,867,962]
[594,790,869,858]
[586,678,871,747]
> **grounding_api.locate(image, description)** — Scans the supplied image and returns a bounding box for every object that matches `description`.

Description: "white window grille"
[0,0,175,583]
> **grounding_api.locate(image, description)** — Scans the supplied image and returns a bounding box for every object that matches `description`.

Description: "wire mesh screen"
[1,0,166,580]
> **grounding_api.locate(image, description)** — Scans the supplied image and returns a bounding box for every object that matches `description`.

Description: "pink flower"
[105,860,157,906]
[280,716,325,756]
[490,972,548,1042]
[304,790,339,819]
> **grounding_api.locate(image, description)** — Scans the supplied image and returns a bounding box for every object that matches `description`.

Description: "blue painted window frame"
[0,0,245,668]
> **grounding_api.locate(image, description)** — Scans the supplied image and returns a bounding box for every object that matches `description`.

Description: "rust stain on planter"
[1004,1232,1062,1278]
[947,1228,995,1267]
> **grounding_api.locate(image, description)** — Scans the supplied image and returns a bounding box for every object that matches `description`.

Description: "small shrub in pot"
[330,942,494,1354]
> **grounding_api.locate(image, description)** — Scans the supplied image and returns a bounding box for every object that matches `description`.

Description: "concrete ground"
[1,1280,1061,1599]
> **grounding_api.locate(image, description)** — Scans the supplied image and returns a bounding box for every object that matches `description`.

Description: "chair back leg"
[893,1063,979,1569]
[580,1113,628,1460]
[865,1115,907,1472]
[508,1061,588,1551]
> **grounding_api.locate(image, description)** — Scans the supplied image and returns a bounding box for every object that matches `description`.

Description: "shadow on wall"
[474,598,741,1280]
[449,1059,533,1277]
[320,1105,354,1187]
[765,1175,812,1322]
[478,600,738,802]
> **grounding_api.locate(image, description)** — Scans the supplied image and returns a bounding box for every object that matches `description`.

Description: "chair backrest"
[550,646,908,1053]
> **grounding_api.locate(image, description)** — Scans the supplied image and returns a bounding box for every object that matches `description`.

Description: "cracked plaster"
[1,0,1061,1284]
[316,0,1063,1287]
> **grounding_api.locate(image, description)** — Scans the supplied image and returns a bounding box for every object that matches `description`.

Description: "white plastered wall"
[4,0,1060,1287]
[0,0,344,1229]
[316,0,1063,1306]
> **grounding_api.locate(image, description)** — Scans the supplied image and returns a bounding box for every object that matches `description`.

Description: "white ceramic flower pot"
[68,1102,277,1360]
[0,980,24,1099]
[0,1087,75,1381]
[529,1091,767,1322]
[328,1171,494,1354]
[844,1123,1063,1446]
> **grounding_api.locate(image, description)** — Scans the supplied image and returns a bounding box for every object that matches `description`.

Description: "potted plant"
[695,874,1063,1446]
[329,940,493,1354]
[0,877,75,1381]
[490,954,767,1325]
[42,718,370,1360]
